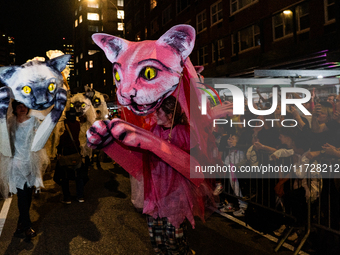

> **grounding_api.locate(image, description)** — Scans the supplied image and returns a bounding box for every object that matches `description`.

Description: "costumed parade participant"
[84,85,109,120]
[70,92,96,166]
[26,50,72,159]
[87,25,223,254]
[0,55,70,239]
[54,107,88,204]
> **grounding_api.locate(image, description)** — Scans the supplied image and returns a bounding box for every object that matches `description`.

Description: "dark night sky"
[0,0,73,64]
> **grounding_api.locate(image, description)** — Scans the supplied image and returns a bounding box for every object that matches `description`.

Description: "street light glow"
[283,10,292,15]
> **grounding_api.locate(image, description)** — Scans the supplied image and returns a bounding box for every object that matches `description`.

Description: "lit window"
[117,0,124,7]
[176,0,189,14]
[80,53,83,59]
[211,0,223,26]
[150,0,157,10]
[76,69,79,75]
[212,39,224,62]
[88,50,100,55]
[231,0,257,14]
[79,15,83,23]
[103,68,106,74]
[90,83,93,89]
[196,10,207,33]
[296,2,309,32]
[232,24,260,54]
[76,56,79,63]
[118,22,124,31]
[88,2,99,8]
[197,46,208,66]
[117,10,124,19]
[75,19,78,27]
[104,79,106,86]
[162,5,172,25]
[324,0,335,24]
[145,27,148,39]
[88,13,100,21]
[273,11,293,40]
[89,60,93,68]
[75,10,78,16]
[85,61,88,70]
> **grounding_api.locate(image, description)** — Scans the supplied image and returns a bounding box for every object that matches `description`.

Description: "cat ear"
[47,54,72,73]
[156,25,196,61]
[194,66,204,74]
[0,66,20,85]
[92,33,129,63]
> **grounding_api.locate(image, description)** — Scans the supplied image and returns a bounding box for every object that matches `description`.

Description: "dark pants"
[17,183,33,230]
[146,215,190,255]
[61,178,84,200]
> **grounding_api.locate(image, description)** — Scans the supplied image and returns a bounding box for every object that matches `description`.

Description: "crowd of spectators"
[212,87,340,241]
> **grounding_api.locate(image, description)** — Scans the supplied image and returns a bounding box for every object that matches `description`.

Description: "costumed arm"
[31,87,67,151]
[87,119,205,186]
[0,86,13,156]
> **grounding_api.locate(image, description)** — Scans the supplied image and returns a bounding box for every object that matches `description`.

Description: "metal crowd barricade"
[311,156,340,236]
[219,147,327,255]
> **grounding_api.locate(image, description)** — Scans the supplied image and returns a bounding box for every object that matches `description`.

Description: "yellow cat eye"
[22,86,31,95]
[144,67,157,80]
[95,99,99,103]
[48,83,56,92]
[70,103,74,108]
[114,71,121,82]
[82,103,86,108]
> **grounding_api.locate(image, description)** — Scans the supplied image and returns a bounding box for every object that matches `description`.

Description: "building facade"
[72,0,125,97]
[124,0,340,78]
[61,38,75,88]
[0,29,15,67]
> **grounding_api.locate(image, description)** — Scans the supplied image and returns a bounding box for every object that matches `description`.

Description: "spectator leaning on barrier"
[271,127,322,241]
[222,134,248,217]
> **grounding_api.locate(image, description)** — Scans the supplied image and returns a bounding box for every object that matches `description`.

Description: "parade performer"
[0,55,69,239]
[70,93,96,166]
[84,85,109,120]
[87,25,224,254]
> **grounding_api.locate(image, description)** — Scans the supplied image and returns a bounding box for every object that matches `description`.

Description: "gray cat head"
[0,54,71,110]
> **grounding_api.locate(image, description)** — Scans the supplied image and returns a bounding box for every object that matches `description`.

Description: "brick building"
[124,0,340,78]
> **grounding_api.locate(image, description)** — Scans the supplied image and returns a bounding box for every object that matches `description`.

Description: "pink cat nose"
[119,87,137,101]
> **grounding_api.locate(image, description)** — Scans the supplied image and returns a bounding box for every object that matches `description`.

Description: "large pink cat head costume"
[90,25,216,182]
[92,25,196,118]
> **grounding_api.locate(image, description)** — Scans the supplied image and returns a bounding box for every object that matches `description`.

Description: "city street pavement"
[0,159,299,255]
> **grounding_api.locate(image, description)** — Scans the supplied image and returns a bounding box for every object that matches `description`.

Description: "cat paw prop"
[0,86,13,156]
[87,120,114,149]
[31,88,67,151]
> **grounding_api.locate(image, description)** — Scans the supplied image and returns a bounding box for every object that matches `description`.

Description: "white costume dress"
[0,116,49,197]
